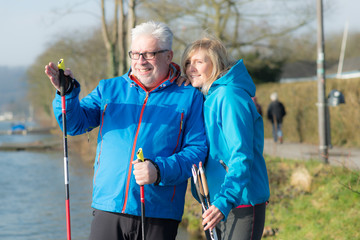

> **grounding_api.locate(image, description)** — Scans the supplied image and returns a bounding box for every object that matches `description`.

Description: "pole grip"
[136,148,145,202]
[199,162,209,197]
[59,70,66,96]
[137,148,145,162]
[58,59,66,96]
[198,173,205,196]
[191,164,205,209]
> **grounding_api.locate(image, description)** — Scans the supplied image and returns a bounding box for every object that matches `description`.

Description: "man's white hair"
[270,92,278,101]
[131,21,173,50]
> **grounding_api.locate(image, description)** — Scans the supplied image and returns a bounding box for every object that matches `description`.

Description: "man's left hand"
[133,159,157,185]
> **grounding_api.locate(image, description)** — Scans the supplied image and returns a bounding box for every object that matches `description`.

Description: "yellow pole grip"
[137,148,145,162]
[58,59,65,70]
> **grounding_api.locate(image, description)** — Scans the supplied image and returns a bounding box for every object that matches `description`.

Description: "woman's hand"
[176,76,192,87]
[202,205,224,231]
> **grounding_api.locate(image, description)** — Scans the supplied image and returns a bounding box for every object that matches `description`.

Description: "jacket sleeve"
[52,80,102,135]
[154,90,208,186]
[212,91,255,219]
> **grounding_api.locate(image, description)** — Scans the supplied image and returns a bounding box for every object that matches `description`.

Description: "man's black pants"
[89,209,180,240]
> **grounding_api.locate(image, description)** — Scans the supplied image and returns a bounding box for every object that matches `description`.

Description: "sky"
[0,0,359,68]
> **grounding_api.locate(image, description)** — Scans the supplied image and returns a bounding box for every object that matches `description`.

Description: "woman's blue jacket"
[203,60,270,220]
[52,63,207,221]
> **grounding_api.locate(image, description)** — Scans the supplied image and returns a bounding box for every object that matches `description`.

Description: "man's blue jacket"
[53,63,207,221]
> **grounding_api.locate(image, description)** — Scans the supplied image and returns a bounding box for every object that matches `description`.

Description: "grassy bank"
[182,156,360,239]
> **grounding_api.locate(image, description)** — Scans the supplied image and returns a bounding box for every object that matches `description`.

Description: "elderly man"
[45,21,207,240]
[267,92,286,143]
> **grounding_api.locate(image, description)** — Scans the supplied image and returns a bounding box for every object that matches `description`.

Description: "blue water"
[0,121,191,239]
[0,142,93,239]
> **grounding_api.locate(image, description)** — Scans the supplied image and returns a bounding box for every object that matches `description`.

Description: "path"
[263,139,360,170]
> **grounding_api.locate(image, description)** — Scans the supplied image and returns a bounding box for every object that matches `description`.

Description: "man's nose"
[138,54,148,63]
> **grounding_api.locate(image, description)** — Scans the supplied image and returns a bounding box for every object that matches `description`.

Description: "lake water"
[0,121,191,240]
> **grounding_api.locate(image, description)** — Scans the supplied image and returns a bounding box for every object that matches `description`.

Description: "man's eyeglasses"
[128,50,169,60]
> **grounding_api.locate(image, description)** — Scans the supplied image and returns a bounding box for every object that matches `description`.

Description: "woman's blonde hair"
[181,37,230,95]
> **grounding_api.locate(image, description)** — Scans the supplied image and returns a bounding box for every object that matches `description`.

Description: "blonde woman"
[181,38,270,240]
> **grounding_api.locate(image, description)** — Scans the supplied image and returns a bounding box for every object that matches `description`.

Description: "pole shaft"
[141,187,145,240]
[66,198,71,239]
[316,0,329,163]
[137,149,145,240]
[60,67,72,239]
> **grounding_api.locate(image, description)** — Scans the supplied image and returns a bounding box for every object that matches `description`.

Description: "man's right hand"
[45,62,74,91]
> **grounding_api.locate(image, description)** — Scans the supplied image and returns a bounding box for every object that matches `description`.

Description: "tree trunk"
[101,0,119,78]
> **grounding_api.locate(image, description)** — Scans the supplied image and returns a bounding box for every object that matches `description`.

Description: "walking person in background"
[267,92,286,144]
[180,37,270,240]
[45,21,207,240]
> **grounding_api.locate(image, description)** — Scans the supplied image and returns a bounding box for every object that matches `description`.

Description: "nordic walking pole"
[199,162,211,207]
[192,164,217,240]
[191,164,206,211]
[136,148,146,240]
[199,162,218,240]
[58,59,71,240]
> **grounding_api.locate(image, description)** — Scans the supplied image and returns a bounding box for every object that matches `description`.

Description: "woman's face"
[185,49,213,88]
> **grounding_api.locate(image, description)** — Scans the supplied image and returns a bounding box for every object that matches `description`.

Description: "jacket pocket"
[93,104,107,185]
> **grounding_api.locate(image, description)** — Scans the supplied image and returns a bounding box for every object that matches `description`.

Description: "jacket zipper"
[171,111,184,201]
[93,104,108,185]
[122,92,149,213]
[172,111,184,154]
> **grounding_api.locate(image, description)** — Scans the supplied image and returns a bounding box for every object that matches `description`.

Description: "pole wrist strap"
[146,159,161,186]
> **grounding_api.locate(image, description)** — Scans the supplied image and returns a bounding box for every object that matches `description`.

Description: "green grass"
[265,156,360,240]
[182,156,360,240]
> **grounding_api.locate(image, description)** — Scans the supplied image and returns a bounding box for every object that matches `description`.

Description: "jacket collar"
[128,62,180,92]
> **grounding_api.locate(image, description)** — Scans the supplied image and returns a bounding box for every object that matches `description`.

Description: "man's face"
[131,35,173,90]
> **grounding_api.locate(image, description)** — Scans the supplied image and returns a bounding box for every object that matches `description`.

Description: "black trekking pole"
[58,59,71,240]
[136,148,146,240]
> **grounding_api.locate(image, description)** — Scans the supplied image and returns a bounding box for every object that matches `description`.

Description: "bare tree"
[101,0,119,77]
[140,0,314,59]
[101,0,137,78]
[26,0,139,124]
